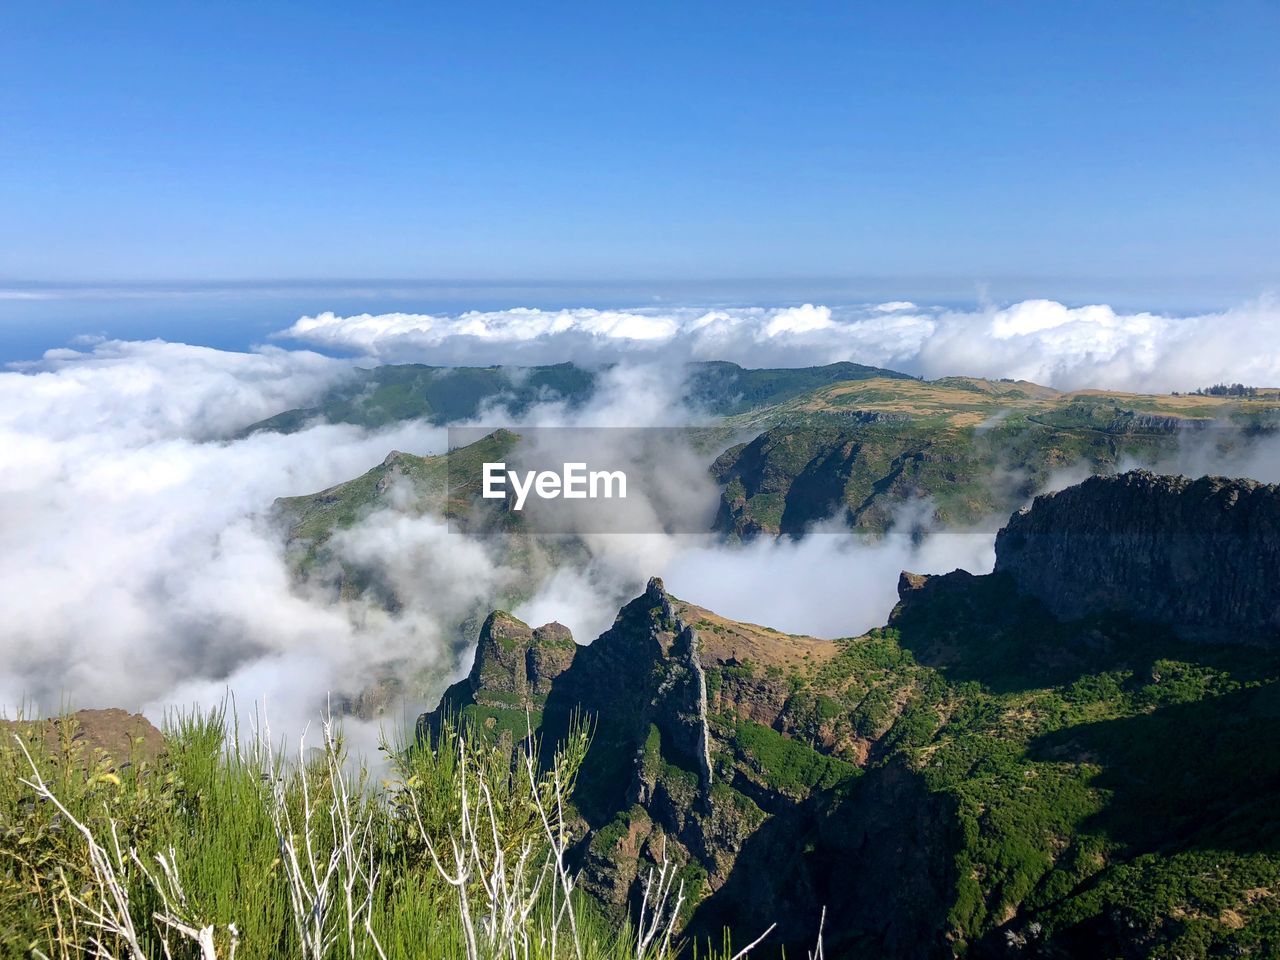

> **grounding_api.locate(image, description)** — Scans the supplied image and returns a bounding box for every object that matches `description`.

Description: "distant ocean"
[0,277,1247,365]
[0,279,852,363]
[0,280,672,363]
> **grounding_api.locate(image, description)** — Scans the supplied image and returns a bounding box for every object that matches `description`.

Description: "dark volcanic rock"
[418,611,579,739]
[421,578,723,918]
[463,611,579,709]
[469,610,537,707]
[995,470,1280,645]
[546,577,714,801]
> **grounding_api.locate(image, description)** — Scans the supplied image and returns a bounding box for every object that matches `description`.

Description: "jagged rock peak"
[469,611,532,699]
[533,621,573,644]
[584,578,714,795]
[528,621,576,695]
[381,449,405,466]
[469,610,577,706]
[995,469,1280,645]
[478,608,529,637]
[643,575,681,627]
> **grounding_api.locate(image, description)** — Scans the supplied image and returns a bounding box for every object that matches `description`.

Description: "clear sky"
[2,1,1278,295]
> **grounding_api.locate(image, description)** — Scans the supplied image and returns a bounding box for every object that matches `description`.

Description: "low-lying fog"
[3,297,1279,743]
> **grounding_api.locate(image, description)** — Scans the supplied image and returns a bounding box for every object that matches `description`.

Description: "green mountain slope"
[683,360,917,416]
[273,428,589,715]
[275,427,523,565]
[245,362,597,434]
[713,380,1280,537]
[266,361,1280,543]
[419,473,1280,958]
[422,575,1280,957]
[272,386,1280,555]
[242,360,917,434]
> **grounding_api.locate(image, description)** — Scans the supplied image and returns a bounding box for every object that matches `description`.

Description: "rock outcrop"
[527,621,577,696]
[995,470,1280,645]
[419,577,874,952]
[543,577,716,803]
[415,468,1280,957]
[422,610,578,731]
[467,611,577,708]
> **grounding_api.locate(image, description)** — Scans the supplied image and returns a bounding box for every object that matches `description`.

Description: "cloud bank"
[7,304,1280,745]
[0,336,1008,739]
[0,340,455,729]
[279,297,1280,392]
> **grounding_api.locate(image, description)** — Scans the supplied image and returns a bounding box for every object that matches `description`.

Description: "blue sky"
[2,1,1278,296]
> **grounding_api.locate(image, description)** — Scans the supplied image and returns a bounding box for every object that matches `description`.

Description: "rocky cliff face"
[418,610,578,745]
[466,610,577,709]
[417,470,1280,958]
[420,578,933,954]
[995,470,1280,645]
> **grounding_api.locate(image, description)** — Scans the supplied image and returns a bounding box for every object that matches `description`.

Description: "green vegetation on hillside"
[244,360,921,435]
[6,564,1280,959]
[445,574,1280,957]
[683,361,917,416]
[274,428,522,559]
[245,363,596,434]
[877,573,1280,956]
[0,708,767,960]
[712,383,1280,537]
[266,362,1280,548]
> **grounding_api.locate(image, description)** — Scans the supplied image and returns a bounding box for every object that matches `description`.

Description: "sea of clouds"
[280,296,1280,393]
[2,296,1278,742]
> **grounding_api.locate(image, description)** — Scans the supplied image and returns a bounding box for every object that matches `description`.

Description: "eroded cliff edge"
[995,470,1280,645]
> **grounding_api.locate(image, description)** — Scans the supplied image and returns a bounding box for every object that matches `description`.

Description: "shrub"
[0,707,776,960]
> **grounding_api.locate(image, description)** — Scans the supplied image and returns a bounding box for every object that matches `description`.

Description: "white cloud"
[278,295,1280,392]
[283,307,681,359]
[762,303,834,336]
[6,314,1280,745]
[0,335,1002,736]
[0,340,726,734]
[0,340,461,733]
[3,339,351,443]
[660,525,996,640]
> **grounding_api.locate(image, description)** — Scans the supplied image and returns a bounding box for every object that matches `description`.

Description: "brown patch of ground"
[677,602,838,669]
[1,708,166,769]
[780,375,1280,422]
[1219,909,1246,930]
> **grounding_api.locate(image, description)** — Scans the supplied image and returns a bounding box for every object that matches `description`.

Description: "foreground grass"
[0,708,759,960]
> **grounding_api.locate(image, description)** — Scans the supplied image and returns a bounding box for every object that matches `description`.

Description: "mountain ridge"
[996,469,1280,646]
[419,470,1280,957]
[242,360,919,435]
